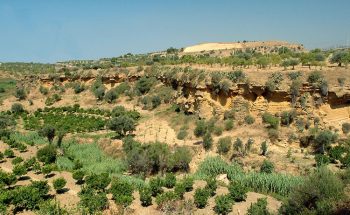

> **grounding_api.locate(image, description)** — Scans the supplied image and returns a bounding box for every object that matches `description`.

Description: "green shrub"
[151,95,161,109]
[139,187,152,207]
[260,141,268,156]
[41,164,54,178]
[110,179,134,207]
[203,133,213,150]
[307,71,323,84]
[149,177,163,197]
[279,167,344,214]
[174,182,186,199]
[104,89,118,103]
[315,154,330,167]
[38,125,56,143]
[136,77,156,94]
[79,187,108,214]
[260,160,275,174]
[205,178,217,196]
[224,119,234,131]
[247,198,271,215]
[168,146,192,172]
[182,176,194,192]
[72,170,85,184]
[11,185,42,210]
[14,87,26,100]
[342,123,350,134]
[11,103,25,114]
[36,145,57,164]
[4,149,14,158]
[280,110,296,126]
[194,120,207,137]
[85,173,111,191]
[176,129,188,140]
[53,177,67,193]
[244,115,255,125]
[228,182,247,202]
[13,164,27,178]
[328,146,346,163]
[164,173,176,188]
[155,191,178,208]
[262,112,279,129]
[213,126,224,136]
[194,188,209,208]
[11,157,23,165]
[107,116,136,138]
[214,194,233,215]
[39,86,48,95]
[217,136,232,155]
[314,130,337,154]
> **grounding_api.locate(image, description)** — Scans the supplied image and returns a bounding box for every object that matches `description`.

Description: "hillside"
[0,44,350,214]
[183,41,304,53]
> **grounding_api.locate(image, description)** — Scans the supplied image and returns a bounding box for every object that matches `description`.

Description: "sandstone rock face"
[32,73,350,126]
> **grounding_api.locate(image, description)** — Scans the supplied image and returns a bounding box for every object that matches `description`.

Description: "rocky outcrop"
[29,73,350,121]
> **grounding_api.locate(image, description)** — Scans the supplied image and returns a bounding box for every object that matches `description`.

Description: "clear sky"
[0,0,349,63]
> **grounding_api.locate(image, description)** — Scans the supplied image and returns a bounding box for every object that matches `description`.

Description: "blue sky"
[0,0,349,63]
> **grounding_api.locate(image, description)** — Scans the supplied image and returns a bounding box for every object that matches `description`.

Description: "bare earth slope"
[183,41,303,53]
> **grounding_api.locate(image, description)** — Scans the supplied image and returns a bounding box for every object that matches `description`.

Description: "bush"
[139,187,152,207]
[110,179,134,207]
[38,125,56,143]
[182,176,194,192]
[36,145,57,164]
[194,120,207,137]
[107,116,136,137]
[329,146,346,163]
[244,115,255,125]
[41,164,54,178]
[176,129,188,140]
[174,182,186,199]
[261,141,268,156]
[11,157,23,165]
[203,133,213,150]
[228,182,247,202]
[260,160,275,174]
[104,89,118,103]
[307,71,323,84]
[314,130,337,154]
[315,154,330,167]
[155,191,178,208]
[79,187,108,214]
[11,103,25,114]
[164,173,176,188]
[149,177,163,197]
[4,149,14,158]
[217,136,232,155]
[262,112,279,129]
[268,129,279,142]
[247,198,271,215]
[224,119,234,131]
[280,110,296,126]
[205,178,217,196]
[15,87,26,100]
[151,95,161,109]
[279,167,344,214]
[11,185,42,210]
[214,195,233,215]
[53,177,67,193]
[72,170,85,184]
[85,173,111,191]
[39,86,48,95]
[168,146,192,172]
[213,126,224,136]
[194,188,209,208]
[136,77,156,94]
[13,164,28,178]
[342,123,350,134]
